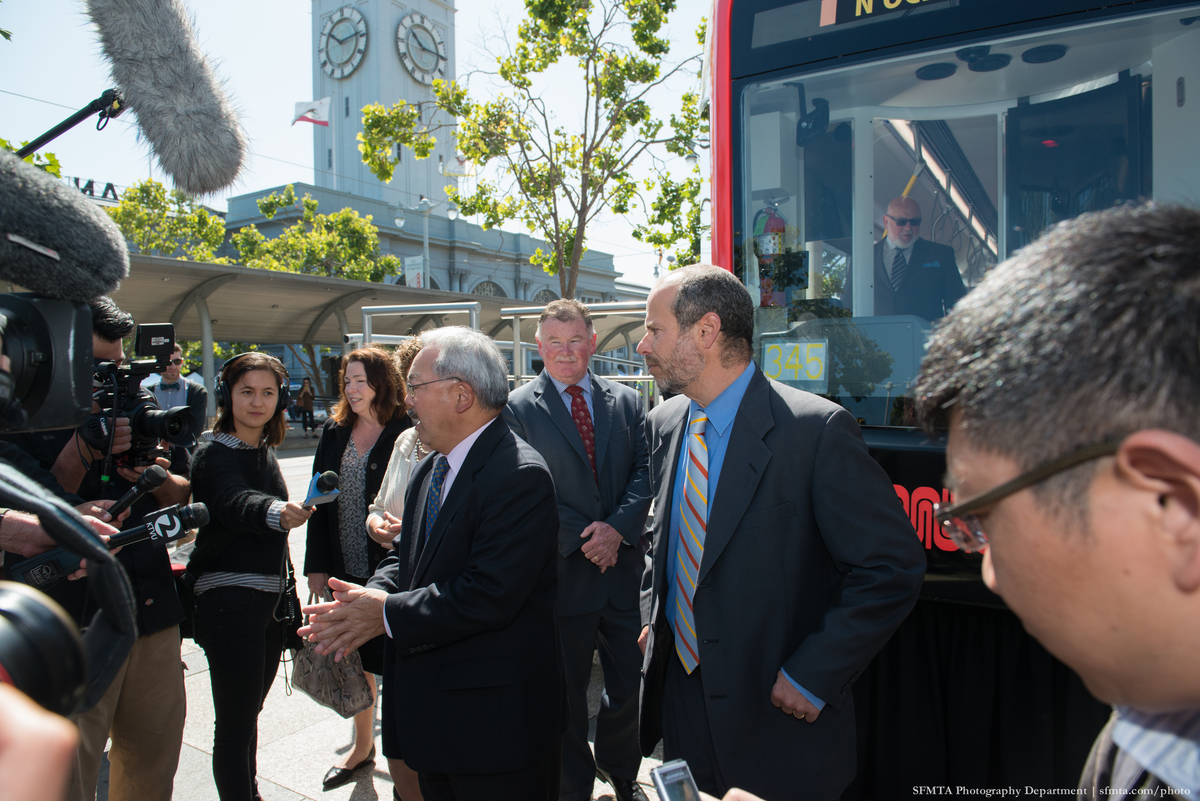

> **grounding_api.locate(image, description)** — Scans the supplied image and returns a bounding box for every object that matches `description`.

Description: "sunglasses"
[168,358,183,365]
[886,216,922,227]
[933,441,1118,552]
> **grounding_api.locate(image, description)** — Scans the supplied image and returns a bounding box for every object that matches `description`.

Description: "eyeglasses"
[168,358,183,365]
[406,376,462,396]
[934,441,1119,553]
[886,215,922,227]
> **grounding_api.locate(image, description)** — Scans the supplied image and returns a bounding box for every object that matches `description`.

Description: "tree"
[231,184,401,283]
[106,179,228,262]
[357,0,700,299]
[1,137,61,177]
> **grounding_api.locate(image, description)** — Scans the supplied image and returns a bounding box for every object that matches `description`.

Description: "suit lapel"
[412,417,506,584]
[532,371,592,471]
[591,374,614,474]
[697,370,775,585]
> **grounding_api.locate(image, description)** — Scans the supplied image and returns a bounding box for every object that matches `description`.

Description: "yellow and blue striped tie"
[675,411,708,673]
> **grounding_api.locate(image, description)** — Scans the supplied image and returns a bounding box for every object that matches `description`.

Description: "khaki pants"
[69,626,186,801]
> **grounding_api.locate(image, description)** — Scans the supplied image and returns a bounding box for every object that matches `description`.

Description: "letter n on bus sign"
[819,0,953,27]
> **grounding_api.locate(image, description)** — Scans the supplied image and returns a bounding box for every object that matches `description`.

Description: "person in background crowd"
[503,300,652,801]
[301,326,566,801]
[914,203,1200,798]
[305,347,413,791]
[363,337,427,801]
[297,377,317,439]
[151,342,209,452]
[189,352,313,801]
[635,265,925,801]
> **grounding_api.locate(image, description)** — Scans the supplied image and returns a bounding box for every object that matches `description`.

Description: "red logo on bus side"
[894,486,958,551]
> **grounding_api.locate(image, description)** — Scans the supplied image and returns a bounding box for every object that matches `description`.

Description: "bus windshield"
[737,4,1200,427]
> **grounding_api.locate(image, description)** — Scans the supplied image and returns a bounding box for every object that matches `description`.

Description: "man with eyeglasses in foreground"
[914,203,1200,798]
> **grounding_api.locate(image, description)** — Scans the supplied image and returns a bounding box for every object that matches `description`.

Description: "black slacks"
[558,602,643,800]
[662,656,728,796]
[417,736,562,801]
[195,586,284,801]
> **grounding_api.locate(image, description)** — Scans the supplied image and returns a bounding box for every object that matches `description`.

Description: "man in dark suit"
[503,300,652,801]
[872,196,966,321]
[635,265,926,801]
[302,326,565,801]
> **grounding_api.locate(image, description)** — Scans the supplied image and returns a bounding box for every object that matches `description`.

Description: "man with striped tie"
[871,196,965,321]
[635,265,925,801]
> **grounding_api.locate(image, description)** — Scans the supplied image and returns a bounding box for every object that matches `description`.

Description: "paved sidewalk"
[97,445,662,800]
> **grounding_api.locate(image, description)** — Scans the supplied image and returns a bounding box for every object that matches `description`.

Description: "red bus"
[703,0,1200,793]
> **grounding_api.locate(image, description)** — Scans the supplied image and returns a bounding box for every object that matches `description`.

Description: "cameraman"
[1,296,190,801]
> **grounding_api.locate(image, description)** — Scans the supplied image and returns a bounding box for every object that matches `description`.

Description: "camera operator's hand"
[280,501,314,530]
[0,684,78,801]
[78,414,134,458]
[51,417,132,494]
[116,455,190,508]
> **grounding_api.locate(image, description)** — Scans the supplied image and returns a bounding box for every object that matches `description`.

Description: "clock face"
[319,6,368,79]
[396,12,447,85]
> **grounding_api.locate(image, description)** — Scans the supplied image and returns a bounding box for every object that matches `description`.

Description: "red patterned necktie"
[565,385,598,482]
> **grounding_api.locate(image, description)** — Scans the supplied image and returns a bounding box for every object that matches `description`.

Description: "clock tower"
[311,0,457,206]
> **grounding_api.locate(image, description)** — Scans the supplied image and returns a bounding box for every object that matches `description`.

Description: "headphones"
[215,352,290,414]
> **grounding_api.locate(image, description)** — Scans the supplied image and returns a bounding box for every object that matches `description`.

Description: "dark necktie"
[891,249,907,293]
[565,385,598,481]
[160,382,181,391]
[423,456,450,542]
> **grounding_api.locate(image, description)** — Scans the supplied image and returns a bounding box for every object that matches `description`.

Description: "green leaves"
[106,179,228,262]
[0,137,62,177]
[355,0,699,298]
[233,186,399,283]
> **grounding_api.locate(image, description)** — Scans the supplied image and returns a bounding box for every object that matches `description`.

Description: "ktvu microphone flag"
[293,98,332,127]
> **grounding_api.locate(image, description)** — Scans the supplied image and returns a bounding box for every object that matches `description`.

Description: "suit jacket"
[366,416,566,775]
[639,368,926,801]
[305,415,413,580]
[502,371,651,616]
[872,237,966,321]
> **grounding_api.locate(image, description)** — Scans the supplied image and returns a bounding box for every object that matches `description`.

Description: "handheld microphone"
[102,465,169,521]
[303,471,340,507]
[0,152,130,301]
[9,502,208,592]
[85,0,247,194]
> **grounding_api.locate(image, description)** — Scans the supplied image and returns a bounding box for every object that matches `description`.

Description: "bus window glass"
[738,5,1200,427]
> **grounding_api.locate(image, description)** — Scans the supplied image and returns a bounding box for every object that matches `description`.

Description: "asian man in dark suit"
[872,196,966,321]
[635,265,926,801]
[301,326,566,801]
[503,300,652,801]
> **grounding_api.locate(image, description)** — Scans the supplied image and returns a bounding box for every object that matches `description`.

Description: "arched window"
[533,289,559,304]
[472,280,508,298]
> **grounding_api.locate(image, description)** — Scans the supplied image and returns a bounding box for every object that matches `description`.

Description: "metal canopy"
[109,254,646,350]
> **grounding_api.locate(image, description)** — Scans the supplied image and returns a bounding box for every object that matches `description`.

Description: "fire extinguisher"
[753,200,787,267]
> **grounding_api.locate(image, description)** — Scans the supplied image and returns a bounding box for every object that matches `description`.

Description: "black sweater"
[190,440,290,577]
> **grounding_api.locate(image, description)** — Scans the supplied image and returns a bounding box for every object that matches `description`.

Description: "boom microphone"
[103,464,169,521]
[0,152,129,301]
[85,0,247,195]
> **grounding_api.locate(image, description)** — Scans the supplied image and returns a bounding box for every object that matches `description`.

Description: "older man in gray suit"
[504,299,652,801]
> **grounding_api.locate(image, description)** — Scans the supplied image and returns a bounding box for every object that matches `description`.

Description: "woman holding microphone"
[305,347,412,791]
[189,352,314,801]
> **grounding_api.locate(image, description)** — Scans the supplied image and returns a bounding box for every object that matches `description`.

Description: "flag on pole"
[403,256,424,289]
[292,98,332,127]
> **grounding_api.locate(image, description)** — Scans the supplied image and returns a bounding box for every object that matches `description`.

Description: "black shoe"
[322,744,376,790]
[595,767,649,801]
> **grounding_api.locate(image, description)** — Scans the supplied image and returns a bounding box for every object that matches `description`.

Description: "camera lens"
[133,406,195,447]
[0,581,86,716]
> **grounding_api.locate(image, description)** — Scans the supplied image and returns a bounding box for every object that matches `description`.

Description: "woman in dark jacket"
[304,346,412,790]
[190,352,314,800]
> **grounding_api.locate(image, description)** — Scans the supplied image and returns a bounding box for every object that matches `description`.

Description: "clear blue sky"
[0,0,706,288]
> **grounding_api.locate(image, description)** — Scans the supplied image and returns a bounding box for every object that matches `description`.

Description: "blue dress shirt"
[665,363,825,710]
[547,370,594,421]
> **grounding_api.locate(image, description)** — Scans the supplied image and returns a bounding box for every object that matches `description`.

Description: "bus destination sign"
[819,0,953,27]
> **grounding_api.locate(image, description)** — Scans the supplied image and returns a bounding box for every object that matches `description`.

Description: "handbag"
[290,591,374,719]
